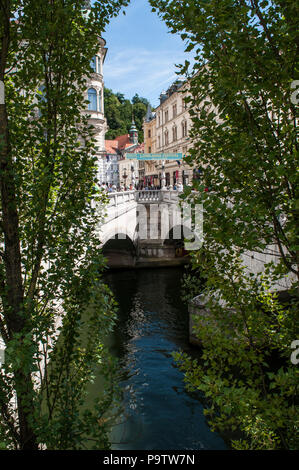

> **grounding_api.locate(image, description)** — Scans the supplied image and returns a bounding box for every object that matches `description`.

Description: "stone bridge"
[97,190,295,294]
[97,189,196,268]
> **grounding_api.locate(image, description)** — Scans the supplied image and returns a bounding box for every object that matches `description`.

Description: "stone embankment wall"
[189,245,296,346]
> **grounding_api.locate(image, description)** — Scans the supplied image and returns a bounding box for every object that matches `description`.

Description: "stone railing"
[101,189,182,224]
[103,190,136,223]
[135,190,162,203]
[107,190,136,208]
[160,190,181,203]
[135,189,181,203]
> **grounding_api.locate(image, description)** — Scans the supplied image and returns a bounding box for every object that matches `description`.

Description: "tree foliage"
[104,88,151,141]
[0,0,129,450]
[150,0,299,449]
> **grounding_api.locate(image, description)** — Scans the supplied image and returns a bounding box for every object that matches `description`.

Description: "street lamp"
[161,161,166,190]
[122,169,128,188]
[131,164,135,188]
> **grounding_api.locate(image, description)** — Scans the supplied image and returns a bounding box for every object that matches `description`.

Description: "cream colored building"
[156,80,193,186]
[143,105,157,155]
[107,122,144,189]
[143,80,194,188]
[142,106,159,187]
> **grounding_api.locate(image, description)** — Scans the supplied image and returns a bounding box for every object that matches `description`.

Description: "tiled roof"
[105,140,119,154]
[115,134,131,150]
[105,134,145,154]
[105,134,131,153]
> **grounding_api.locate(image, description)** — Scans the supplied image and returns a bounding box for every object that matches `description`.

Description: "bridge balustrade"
[107,190,135,207]
[136,190,161,202]
[135,189,181,203]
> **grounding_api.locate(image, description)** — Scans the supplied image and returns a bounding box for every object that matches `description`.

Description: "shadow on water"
[104,267,227,450]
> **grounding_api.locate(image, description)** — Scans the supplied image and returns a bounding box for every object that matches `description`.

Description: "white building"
[105,151,120,187]
[105,122,145,189]
[83,35,108,184]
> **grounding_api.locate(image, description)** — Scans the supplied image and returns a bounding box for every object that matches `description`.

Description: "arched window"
[88,88,97,111]
[90,56,96,73]
[164,129,169,146]
[98,90,102,113]
[182,120,187,137]
[172,125,177,141]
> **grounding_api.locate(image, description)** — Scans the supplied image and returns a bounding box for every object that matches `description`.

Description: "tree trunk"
[0,0,38,450]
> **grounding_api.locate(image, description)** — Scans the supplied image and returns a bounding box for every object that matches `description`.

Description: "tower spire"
[145,103,153,122]
[129,119,138,145]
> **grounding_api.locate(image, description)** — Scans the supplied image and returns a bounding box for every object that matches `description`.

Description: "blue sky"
[102,0,192,108]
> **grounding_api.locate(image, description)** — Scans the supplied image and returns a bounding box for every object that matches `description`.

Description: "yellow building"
[143,80,193,188]
[142,106,159,187]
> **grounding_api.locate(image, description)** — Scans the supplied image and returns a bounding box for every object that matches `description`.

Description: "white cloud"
[103,46,189,106]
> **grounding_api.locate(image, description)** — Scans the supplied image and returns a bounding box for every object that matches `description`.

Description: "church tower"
[129,120,138,145]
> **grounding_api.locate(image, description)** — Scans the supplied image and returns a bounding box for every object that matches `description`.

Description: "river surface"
[103,267,227,451]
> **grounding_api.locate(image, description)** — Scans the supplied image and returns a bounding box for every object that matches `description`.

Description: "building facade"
[143,80,194,188]
[118,121,144,189]
[105,121,144,189]
[84,36,108,184]
[142,105,158,187]
[104,148,120,187]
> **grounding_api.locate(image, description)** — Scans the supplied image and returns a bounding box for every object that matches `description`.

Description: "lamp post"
[131,164,135,189]
[161,160,166,190]
[123,169,128,188]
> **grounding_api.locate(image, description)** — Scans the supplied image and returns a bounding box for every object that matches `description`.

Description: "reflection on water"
[105,267,227,450]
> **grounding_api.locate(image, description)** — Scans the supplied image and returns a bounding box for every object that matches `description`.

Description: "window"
[173,103,177,118]
[90,56,96,73]
[148,130,151,138]
[182,120,187,137]
[164,129,169,145]
[172,125,177,141]
[88,88,97,111]
[99,90,102,113]
[158,135,161,148]
[165,110,169,122]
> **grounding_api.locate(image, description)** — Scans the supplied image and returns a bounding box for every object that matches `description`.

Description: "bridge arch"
[163,224,199,257]
[101,231,137,268]
[100,223,138,247]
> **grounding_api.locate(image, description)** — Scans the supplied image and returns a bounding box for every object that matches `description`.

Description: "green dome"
[130,120,138,133]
